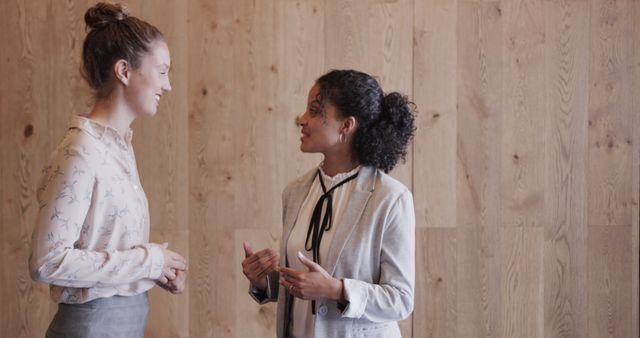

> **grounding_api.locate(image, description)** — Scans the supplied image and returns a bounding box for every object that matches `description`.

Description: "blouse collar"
[69,115,133,150]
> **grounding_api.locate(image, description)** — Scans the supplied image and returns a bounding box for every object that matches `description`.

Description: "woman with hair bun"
[242,69,416,337]
[29,3,187,337]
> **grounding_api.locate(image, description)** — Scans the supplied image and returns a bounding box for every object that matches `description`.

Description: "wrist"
[330,278,344,302]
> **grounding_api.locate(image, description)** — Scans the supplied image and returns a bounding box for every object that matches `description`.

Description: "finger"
[242,249,274,268]
[279,267,302,278]
[169,254,188,271]
[255,263,277,281]
[243,241,254,258]
[169,251,187,264]
[256,252,279,267]
[297,251,319,271]
[164,269,177,281]
[245,252,277,273]
[253,249,277,262]
[159,276,169,284]
[156,282,171,291]
[172,281,185,294]
[279,279,293,289]
[175,270,187,282]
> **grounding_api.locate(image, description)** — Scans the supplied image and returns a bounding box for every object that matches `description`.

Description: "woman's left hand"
[279,252,343,302]
[157,269,187,294]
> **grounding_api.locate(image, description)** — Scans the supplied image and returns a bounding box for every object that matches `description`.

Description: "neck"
[88,96,135,138]
[321,151,359,177]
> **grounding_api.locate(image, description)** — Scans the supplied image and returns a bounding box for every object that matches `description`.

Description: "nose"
[163,78,172,93]
[295,112,308,127]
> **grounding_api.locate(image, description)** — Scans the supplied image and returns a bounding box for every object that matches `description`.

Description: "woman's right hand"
[241,241,279,291]
[156,242,188,284]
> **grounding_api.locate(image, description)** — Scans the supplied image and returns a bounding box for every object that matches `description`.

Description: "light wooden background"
[0,0,638,337]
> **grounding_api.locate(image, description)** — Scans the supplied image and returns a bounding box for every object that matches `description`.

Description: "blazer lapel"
[280,168,317,265]
[324,166,377,276]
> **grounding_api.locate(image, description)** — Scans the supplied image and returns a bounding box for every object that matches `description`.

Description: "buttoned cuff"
[138,244,165,280]
[248,277,272,304]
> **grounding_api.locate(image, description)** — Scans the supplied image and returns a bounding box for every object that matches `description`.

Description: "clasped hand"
[241,242,344,302]
[155,242,188,294]
[279,251,343,302]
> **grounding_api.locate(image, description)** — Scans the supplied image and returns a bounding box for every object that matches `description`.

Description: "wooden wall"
[0,0,638,337]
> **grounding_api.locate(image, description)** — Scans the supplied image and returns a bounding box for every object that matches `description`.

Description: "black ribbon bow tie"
[304,168,358,315]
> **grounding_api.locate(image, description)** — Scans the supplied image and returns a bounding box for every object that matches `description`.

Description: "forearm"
[30,244,164,287]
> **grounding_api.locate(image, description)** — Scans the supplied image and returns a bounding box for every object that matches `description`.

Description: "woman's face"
[297,83,345,154]
[125,39,172,117]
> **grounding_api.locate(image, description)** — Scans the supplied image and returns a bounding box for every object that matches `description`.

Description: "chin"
[141,107,158,117]
[299,144,319,154]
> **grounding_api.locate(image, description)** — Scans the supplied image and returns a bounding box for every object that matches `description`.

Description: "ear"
[113,59,130,86]
[340,116,357,136]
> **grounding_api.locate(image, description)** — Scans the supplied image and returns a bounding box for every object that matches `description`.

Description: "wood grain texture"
[631,2,640,337]
[542,1,589,337]
[413,0,458,228]
[455,2,502,337]
[414,228,457,338]
[587,225,634,338]
[500,227,544,338]
[587,0,635,227]
[0,1,638,337]
[500,0,546,228]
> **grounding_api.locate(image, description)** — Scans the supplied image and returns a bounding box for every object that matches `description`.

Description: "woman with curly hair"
[242,69,416,338]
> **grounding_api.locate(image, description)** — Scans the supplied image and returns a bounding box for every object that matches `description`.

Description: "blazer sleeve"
[248,270,280,304]
[340,189,416,321]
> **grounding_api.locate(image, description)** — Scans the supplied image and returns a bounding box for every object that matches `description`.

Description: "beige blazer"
[251,166,415,337]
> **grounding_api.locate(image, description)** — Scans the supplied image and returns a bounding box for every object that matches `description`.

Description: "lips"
[154,94,161,103]
[300,131,310,141]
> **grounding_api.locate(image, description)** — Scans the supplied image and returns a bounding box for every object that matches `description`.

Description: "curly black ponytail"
[316,70,416,172]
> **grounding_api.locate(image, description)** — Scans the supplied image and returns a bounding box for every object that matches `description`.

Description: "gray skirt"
[46,292,149,338]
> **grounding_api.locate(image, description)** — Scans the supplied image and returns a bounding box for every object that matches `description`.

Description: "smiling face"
[124,39,172,117]
[297,83,346,155]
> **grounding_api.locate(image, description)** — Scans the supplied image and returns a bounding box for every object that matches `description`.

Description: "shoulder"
[47,128,102,169]
[372,168,411,198]
[282,167,316,198]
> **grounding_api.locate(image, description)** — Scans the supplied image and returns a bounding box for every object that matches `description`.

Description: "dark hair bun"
[381,92,415,135]
[85,2,129,30]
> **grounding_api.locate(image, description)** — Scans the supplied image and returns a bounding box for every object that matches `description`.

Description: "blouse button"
[133,185,139,190]
[317,304,328,316]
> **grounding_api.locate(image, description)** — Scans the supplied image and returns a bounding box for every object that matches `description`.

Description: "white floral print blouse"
[29,115,164,304]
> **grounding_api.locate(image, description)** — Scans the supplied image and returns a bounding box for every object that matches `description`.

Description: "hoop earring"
[339,133,345,143]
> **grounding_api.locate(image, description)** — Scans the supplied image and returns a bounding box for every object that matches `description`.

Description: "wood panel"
[455,2,503,337]
[414,227,457,338]
[587,0,635,227]
[413,0,458,229]
[500,227,544,338]
[587,225,634,338]
[632,2,640,337]
[500,0,546,228]
[0,1,638,338]
[542,1,589,337]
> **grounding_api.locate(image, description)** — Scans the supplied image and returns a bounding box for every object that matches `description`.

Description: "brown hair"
[82,2,164,99]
